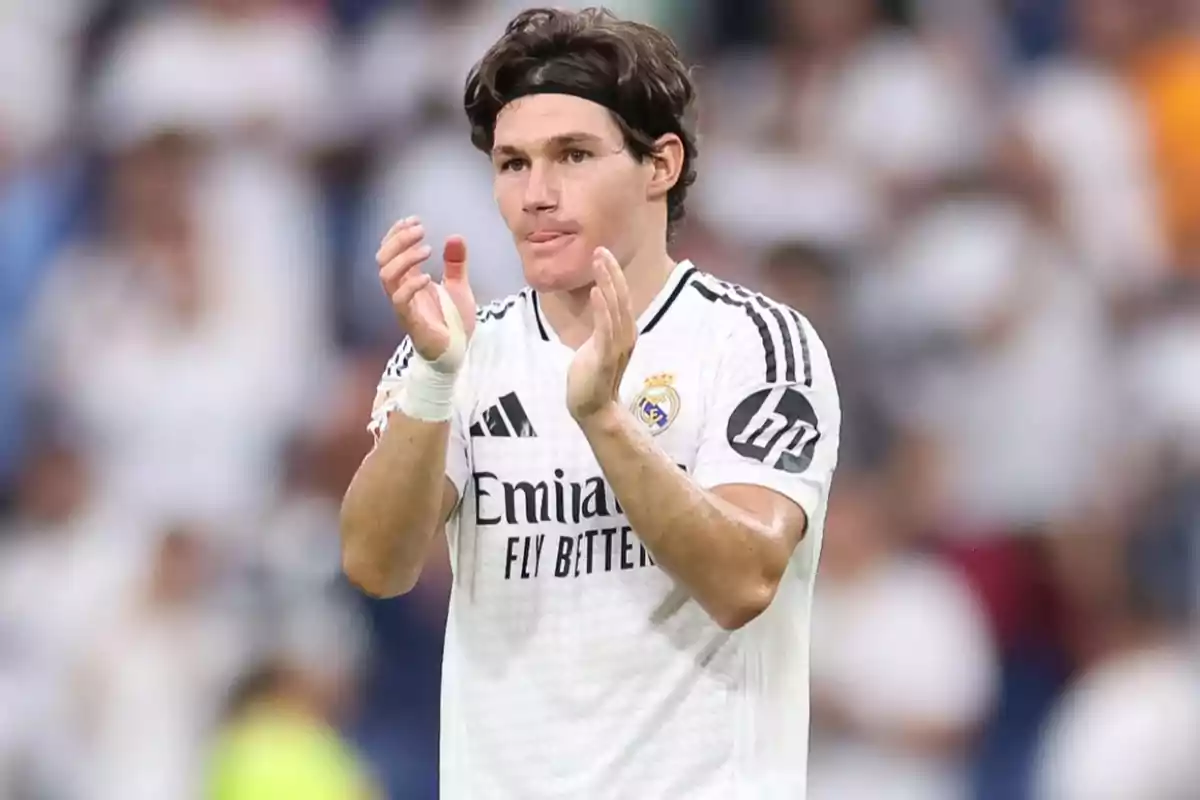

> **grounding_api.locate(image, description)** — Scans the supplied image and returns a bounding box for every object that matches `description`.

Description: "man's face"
[491,94,653,293]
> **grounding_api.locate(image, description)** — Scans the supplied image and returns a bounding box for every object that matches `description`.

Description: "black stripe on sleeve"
[720,282,796,384]
[784,307,813,386]
[720,281,812,387]
[693,279,814,386]
[692,282,779,383]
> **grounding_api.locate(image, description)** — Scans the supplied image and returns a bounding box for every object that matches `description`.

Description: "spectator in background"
[247,356,375,736]
[91,0,337,404]
[1034,508,1200,800]
[1002,0,1073,61]
[1131,0,1200,274]
[909,0,1010,94]
[852,184,1114,536]
[92,0,339,152]
[30,127,311,541]
[809,470,998,800]
[207,660,379,800]
[1124,303,1200,492]
[0,428,148,797]
[75,528,249,800]
[0,0,86,499]
[0,165,73,505]
[0,2,81,162]
[1009,0,1166,302]
[696,0,985,253]
[249,355,382,609]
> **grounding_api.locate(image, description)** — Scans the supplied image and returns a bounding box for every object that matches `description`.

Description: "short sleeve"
[692,309,841,530]
[368,337,471,499]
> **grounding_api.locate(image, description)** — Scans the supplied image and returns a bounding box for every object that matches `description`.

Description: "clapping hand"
[377,217,476,369]
[566,247,637,423]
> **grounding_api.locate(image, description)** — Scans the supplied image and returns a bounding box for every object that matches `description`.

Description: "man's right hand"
[377,217,477,362]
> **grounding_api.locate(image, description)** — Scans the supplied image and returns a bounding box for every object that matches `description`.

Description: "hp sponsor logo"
[726,387,819,474]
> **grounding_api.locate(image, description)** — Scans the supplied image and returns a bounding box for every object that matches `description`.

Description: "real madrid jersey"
[369,260,841,800]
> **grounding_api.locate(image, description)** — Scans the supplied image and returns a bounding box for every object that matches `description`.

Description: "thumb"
[441,234,476,337]
[443,235,468,284]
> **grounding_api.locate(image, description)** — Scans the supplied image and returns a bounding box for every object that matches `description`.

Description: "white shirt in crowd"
[1035,643,1200,800]
[809,555,997,800]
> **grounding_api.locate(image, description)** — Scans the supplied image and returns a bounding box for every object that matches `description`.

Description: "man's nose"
[521,160,559,214]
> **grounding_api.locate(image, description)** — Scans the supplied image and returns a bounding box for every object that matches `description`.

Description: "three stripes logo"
[691,277,812,386]
[470,392,538,438]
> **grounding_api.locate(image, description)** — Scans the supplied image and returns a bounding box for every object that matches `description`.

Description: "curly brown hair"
[463,7,699,237]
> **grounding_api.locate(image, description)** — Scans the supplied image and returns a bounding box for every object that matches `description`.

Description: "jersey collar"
[530,259,698,343]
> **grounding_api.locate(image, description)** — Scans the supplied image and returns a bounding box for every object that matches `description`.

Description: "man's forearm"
[339,413,452,597]
[578,404,791,629]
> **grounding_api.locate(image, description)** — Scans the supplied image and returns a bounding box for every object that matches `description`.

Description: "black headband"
[508,81,619,111]
[500,80,675,142]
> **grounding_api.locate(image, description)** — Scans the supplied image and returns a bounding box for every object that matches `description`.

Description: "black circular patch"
[725,387,820,474]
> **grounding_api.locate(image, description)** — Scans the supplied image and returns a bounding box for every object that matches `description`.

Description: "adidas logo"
[470,392,538,438]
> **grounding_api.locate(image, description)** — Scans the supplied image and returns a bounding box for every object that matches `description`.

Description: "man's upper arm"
[692,302,842,541]
[367,336,472,499]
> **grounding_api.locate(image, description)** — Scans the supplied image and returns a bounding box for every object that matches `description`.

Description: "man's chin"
[521,253,592,294]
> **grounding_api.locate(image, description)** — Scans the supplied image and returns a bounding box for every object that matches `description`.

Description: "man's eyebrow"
[549,132,605,147]
[491,144,524,159]
[490,132,606,158]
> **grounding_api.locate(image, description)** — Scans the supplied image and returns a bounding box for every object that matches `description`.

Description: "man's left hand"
[567,246,637,424]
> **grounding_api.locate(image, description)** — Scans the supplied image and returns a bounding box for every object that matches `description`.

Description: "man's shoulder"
[376,289,532,382]
[470,288,534,349]
[685,271,818,386]
[687,272,804,319]
[685,271,812,344]
[475,289,532,328]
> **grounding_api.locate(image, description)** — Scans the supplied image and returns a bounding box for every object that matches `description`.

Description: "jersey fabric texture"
[369,261,841,800]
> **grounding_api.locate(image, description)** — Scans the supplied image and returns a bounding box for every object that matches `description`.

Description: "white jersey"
[369,261,841,799]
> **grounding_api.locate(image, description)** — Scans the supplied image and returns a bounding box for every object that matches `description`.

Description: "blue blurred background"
[1,0,1198,798]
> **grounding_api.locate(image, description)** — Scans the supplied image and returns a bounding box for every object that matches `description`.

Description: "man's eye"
[563,149,591,164]
[499,158,526,172]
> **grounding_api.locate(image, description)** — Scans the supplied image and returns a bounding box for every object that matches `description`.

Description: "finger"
[442,235,469,284]
[378,217,419,256]
[376,223,426,266]
[596,247,634,342]
[377,222,425,265]
[380,242,433,288]
[592,252,622,344]
[590,285,613,350]
[381,215,418,244]
[391,272,433,308]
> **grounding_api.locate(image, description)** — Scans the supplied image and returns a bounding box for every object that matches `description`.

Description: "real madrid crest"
[631,373,680,435]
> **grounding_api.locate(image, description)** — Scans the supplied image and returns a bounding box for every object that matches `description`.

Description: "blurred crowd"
[0,0,1198,798]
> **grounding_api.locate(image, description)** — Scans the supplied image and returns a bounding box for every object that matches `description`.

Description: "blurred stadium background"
[1,0,1198,798]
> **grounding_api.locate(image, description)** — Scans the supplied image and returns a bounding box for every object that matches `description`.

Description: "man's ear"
[646,133,685,202]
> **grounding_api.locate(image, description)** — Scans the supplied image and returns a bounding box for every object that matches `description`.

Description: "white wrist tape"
[396,284,469,422]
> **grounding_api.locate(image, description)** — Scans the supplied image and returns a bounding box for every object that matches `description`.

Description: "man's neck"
[540,247,676,349]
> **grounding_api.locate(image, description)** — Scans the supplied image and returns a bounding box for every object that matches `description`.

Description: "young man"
[340,8,841,798]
